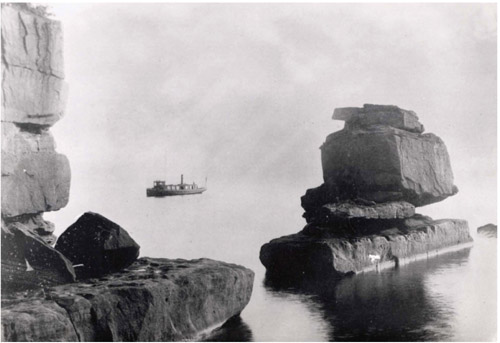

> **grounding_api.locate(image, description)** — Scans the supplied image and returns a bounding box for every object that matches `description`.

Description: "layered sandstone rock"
[1,3,71,292]
[261,104,472,279]
[1,4,70,250]
[302,105,457,211]
[2,257,255,342]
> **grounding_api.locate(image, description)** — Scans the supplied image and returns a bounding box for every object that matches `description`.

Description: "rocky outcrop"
[261,104,472,280]
[477,224,497,238]
[2,257,255,342]
[261,216,472,278]
[55,212,140,278]
[1,4,71,290]
[1,4,70,219]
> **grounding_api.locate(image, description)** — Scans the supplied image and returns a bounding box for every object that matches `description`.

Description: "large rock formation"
[303,105,457,211]
[261,104,472,279]
[1,257,254,342]
[1,4,71,291]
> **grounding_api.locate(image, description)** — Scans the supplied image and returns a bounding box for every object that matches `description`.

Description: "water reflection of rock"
[203,316,253,342]
[264,248,472,342]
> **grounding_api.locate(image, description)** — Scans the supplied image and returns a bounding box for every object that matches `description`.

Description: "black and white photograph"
[0,2,497,342]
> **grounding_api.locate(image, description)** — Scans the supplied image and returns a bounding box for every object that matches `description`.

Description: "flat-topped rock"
[1,257,255,342]
[304,200,415,224]
[260,217,472,278]
[333,104,424,133]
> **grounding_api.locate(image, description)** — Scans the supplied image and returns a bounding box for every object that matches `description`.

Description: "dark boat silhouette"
[147,174,207,197]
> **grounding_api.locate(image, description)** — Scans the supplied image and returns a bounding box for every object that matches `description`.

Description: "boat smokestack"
[181,174,184,184]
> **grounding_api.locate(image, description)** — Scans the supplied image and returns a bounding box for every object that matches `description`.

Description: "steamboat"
[147,174,207,197]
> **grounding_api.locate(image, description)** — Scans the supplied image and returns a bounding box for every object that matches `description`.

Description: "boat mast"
[181,174,184,185]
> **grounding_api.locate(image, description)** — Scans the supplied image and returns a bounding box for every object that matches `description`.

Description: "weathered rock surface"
[55,212,140,278]
[1,152,71,218]
[304,200,415,224]
[1,257,255,342]
[477,223,497,238]
[333,104,424,133]
[314,125,457,208]
[260,216,472,278]
[1,6,65,78]
[1,5,68,126]
[2,122,56,155]
[1,298,79,342]
[1,222,76,293]
[2,66,69,126]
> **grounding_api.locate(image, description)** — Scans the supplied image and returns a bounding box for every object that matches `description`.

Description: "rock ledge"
[1,257,255,342]
[260,217,472,279]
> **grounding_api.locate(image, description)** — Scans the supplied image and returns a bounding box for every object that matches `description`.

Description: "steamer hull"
[147,187,207,197]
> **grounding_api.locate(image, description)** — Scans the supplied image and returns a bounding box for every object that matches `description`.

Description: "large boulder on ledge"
[55,212,140,278]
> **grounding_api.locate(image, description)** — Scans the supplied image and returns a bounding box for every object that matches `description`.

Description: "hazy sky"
[48,3,496,226]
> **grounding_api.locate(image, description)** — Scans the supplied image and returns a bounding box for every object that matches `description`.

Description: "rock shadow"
[203,315,254,342]
[264,247,472,342]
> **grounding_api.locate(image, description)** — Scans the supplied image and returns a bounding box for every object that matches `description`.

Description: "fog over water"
[44,3,496,341]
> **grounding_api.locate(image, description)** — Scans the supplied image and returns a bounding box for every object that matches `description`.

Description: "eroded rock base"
[1,257,254,342]
[260,216,472,279]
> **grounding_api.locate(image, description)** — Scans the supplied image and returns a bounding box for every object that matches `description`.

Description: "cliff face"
[1,4,70,245]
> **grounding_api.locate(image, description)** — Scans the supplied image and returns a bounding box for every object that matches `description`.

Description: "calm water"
[47,180,497,341]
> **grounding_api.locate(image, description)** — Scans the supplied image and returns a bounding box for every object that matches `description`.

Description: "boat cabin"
[152,179,199,190]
